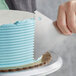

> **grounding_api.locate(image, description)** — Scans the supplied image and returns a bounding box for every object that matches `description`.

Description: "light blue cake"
[0,18,37,68]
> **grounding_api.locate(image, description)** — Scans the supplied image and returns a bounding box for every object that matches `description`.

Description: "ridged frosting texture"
[0,18,35,68]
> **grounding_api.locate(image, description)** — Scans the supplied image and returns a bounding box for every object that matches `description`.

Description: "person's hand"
[56,0,76,35]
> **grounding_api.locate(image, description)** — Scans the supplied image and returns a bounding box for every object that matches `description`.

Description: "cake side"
[0,18,35,68]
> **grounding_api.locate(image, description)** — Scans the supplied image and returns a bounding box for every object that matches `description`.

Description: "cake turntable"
[0,52,63,76]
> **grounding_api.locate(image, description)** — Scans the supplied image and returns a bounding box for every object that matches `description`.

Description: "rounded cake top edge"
[0,18,35,27]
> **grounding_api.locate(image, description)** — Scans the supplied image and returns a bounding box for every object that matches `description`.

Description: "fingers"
[66,3,76,33]
[67,12,76,33]
[53,21,63,33]
[57,5,72,35]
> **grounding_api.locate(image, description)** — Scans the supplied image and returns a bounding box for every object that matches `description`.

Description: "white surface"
[0,52,63,76]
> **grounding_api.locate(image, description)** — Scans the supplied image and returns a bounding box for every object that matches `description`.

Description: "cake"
[0,10,51,71]
[0,18,36,68]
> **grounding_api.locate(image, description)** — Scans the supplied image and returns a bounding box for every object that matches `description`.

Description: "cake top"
[0,18,35,27]
[0,10,34,25]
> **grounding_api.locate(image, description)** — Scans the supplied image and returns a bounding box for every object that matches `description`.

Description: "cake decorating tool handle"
[34,11,69,59]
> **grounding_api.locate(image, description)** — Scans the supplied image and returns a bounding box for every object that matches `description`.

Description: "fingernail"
[67,32,72,35]
[64,32,72,35]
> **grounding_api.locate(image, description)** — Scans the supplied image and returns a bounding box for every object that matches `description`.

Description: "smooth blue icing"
[0,18,39,68]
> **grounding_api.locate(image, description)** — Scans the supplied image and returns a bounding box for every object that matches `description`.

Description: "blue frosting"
[0,18,38,68]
